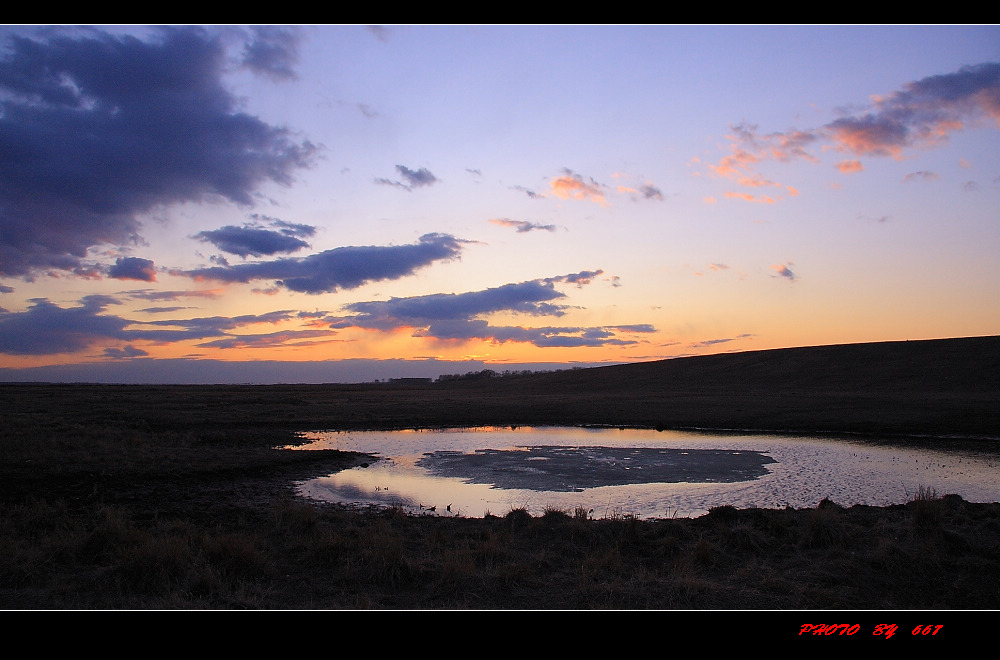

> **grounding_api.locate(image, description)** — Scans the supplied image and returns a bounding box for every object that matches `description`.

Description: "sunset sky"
[1,25,998,383]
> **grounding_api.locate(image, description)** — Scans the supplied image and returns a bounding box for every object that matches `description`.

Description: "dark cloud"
[103,345,149,359]
[122,288,221,302]
[0,26,318,277]
[826,62,1000,157]
[413,320,642,348]
[240,26,301,81]
[488,218,557,233]
[511,185,543,199]
[178,233,466,294]
[195,329,336,349]
[134,306,192,314]
[689,333,755,349]
[136,310,296,342]
[375,165,439,191]
[548,270,604,287]
[0,296,130,355]
[637,182,664,200]
[0,296,303,355]
[338,280,572,327]
[0,284,14,293]
[608,324,657,333]
[108,256,157,281]
[193,217,316,257]
[327,272,653,348]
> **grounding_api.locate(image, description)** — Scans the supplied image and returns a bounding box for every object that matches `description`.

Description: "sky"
[0,25,998,383]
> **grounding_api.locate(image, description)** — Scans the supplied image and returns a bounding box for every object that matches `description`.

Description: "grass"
[2,336,1000,610]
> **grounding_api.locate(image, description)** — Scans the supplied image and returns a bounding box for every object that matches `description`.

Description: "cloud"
[511,185,543,199]
[178,233,466,294]
[337,279,573,326]
[375,164,439,191]
[635,182,664,200]
[689,333,755,349]
[836,160,864,174]
[770,263,797,281]
[0,296,131,355]
[608,324,656,333]
[195,329,337,349]
[488,218,557,233]
[134,306,192,314]
[826,62,1000,158]
[193,216,316,257]
[122,288,222,302]
[240,26,301,81]
[704,62,1000,201]
[325,272,651,348]
[548,269,604,288]
[549,169,607,205]
[725,191,776,204]
[614,173,665,201]
[108,257,157,282]
[367,26,391,43]
[902,170,939,183]
[103,345,149,359]
[0,293,337,356]
[0,26,318,278]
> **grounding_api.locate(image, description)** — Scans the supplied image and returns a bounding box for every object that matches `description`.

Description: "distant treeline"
[434,368,575,383]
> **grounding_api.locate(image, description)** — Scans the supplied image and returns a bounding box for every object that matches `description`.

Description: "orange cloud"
[836,160,864,173]
[725,191,775,204]
[549,171,606,205]
[703,63,1000,200]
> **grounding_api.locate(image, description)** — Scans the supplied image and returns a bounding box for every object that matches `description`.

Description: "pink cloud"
[549,170,606,205]
[836,160,864,174]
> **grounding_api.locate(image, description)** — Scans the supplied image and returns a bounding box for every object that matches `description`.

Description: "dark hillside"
[437,336,1000,438]
[1,336,997,439]
[501,336,1000,395]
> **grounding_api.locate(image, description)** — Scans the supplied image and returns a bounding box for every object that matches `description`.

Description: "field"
[2,336,1000,609]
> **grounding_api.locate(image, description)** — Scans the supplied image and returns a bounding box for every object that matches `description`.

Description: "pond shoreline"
[294,426,1000,521]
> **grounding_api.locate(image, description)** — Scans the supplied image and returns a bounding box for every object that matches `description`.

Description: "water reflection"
[292,426,1000,519]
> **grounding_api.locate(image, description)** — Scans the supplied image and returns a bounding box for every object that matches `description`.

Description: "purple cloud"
[0,26,318,277]
[193,217,316,258]
[108,257,157,282]
[489,218,558,233]
[375,164,439,191]
[327,272,655,348]
[240,26,301,81]
[179,233,466,294]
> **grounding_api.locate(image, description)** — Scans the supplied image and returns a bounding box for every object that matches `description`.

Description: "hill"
[2,336,997,439]
[435,335,1000,438]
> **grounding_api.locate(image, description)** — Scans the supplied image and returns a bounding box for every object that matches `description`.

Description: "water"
[291,426,1000,519]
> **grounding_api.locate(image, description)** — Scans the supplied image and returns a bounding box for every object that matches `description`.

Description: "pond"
[291,426,1000,519]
